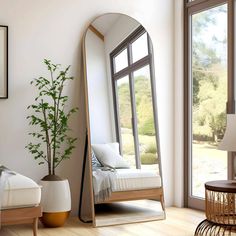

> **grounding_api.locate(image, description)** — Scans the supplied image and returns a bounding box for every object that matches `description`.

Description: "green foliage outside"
[117,82,132,129]
[118,76,155,136]
[145,142,157,154]
[141,153,158,165]
[26,59,78,176]
[117,66,158,166]
[191,6,227,142]
[121,131,158,166]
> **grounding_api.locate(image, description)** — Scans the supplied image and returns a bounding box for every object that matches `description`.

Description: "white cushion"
[92,144,130,169]
[2,173,41,209]
[4,174,39,190]
[106,142,120,155]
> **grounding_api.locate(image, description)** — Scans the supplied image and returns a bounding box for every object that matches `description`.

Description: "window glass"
[133,65,158,170]
[117,76,136,167]
[111,26,158,170]
[191,4,227,198]
[114,48,128,73]
[131,33,148,63]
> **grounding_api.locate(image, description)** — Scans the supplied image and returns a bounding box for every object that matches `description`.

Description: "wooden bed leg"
[33,218,38,236]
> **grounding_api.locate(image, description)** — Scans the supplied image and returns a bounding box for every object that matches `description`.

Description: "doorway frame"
[183,0,235,210]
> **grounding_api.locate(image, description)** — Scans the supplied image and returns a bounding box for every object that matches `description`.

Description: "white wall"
[85,29,113,144]
[174,0,184,207]
[104,15,140,53]
[0,0,175,215]
[173,0,235,208]
[85,15,139,144]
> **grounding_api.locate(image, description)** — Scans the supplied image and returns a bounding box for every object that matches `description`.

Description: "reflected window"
[110,26,159,170]
[117,76,136,167]
[114,49,128,73]
[131,32,148,63]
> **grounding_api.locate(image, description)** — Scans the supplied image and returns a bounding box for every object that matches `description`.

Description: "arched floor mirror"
[79,13,165,227]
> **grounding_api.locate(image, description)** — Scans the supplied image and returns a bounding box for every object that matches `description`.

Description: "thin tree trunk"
[41,100,52,175]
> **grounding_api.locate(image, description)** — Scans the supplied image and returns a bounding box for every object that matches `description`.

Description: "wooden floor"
[0,207,204,236]
[95,200,165,226]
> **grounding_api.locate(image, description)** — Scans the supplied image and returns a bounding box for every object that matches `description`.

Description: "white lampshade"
[219,114,236,151]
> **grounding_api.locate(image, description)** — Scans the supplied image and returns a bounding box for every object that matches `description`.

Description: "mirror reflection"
[84,13,165,226]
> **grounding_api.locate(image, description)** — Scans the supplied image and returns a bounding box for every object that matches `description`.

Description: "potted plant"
[26,59,78,227]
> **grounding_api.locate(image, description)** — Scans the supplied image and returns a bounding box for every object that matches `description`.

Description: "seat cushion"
[111,169,162,192]
[1,173,41,209]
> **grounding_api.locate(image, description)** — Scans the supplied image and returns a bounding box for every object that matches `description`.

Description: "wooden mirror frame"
[79,13,165,227]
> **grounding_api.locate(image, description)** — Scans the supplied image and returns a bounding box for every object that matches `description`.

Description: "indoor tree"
[26,59,78,177]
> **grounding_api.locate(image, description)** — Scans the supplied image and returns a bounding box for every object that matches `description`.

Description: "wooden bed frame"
[1,205,42,236]
[96,188,165,210]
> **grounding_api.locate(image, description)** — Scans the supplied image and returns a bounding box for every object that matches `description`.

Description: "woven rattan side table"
[195,180,236,236]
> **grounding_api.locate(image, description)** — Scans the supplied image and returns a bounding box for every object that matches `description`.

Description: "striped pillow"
[91,150,102,169]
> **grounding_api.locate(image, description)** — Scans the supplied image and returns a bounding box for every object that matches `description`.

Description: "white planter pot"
[40,178,71,227]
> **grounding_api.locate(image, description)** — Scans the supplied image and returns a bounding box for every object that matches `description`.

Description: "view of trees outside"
[191,4,227,198]
[117,65,158,170]
[117,76,136,167]
[134,66,158,170]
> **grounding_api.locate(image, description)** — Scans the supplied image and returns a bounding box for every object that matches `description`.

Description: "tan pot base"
[40,211,70,228]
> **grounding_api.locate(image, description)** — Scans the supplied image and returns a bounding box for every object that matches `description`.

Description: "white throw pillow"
[92,144,130,169]
[106,142,120,155]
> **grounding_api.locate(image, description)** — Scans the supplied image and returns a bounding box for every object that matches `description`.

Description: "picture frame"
[0,25,8,99]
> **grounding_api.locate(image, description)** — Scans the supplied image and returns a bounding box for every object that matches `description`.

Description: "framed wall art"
[0,25,8,99]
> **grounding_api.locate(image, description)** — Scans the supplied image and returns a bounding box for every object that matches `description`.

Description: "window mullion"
[113,56,150,80]
[147,34,162,176]
[227,0,235,180]
[110,53,122,154]
[114,81,123,155]
[128,42,141,169]
[129,73,141,169]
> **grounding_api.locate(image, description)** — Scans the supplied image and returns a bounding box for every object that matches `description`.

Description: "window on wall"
[110,26,159,170]
[184,0,235,210]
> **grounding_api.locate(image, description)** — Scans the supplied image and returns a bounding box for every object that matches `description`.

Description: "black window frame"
[110,25,160,170]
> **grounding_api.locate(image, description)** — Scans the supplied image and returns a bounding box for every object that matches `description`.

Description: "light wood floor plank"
[0,207,204,236]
